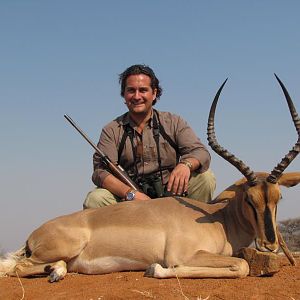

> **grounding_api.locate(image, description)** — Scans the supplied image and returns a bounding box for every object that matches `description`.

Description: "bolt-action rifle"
[64,114,140,192]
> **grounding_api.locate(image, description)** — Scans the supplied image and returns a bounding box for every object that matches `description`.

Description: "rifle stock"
[64,114,140,191]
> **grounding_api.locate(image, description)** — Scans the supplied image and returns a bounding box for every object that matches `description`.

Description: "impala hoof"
[145,263,157,277]
[49,271,64,282]
[48,263,67,282]
[144,263,165,278]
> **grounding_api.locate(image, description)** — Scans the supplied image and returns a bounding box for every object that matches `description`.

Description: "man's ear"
[152,88,157,100]
[278,172,300,187]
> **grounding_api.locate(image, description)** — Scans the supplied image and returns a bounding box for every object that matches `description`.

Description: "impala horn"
[266,74,300,183]
[207,79,258,186]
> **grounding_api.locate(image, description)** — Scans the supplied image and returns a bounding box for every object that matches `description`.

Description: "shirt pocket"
[159,140,177,168]
[143,144,157,163]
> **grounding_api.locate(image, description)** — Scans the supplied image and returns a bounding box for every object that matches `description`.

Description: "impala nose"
[255,238,279,252]
[264,242,279,253]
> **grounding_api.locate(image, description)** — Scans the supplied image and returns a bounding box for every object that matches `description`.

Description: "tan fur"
[1,172,299,281]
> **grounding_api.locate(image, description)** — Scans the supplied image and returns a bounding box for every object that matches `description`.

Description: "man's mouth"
[130,101,144,106]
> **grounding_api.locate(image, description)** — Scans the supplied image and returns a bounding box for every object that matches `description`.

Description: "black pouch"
[137,173,187,198]
[138,174,167,198]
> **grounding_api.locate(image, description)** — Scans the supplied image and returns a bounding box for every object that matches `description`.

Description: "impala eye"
[246,195,253,206]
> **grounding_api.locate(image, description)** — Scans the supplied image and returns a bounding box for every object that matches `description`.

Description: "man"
[84,64,215,208]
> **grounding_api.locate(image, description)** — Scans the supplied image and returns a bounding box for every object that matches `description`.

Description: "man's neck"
[129,109,153,133]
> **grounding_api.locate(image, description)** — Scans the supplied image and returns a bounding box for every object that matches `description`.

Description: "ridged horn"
[267,74,300,184]
[207,79,258,186]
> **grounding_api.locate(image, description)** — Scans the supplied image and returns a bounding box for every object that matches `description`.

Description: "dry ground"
[0,256,299,300]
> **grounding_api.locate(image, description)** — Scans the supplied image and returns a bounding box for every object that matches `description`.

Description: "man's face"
[123,74,157,115]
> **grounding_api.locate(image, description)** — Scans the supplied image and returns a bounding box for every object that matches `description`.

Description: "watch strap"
[179,159,193,170]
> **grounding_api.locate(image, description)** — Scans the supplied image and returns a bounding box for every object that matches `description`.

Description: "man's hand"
[103,174,150,201]
[167,163,191,195]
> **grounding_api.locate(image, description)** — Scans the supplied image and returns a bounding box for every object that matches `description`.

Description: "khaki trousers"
[83,169,216,209]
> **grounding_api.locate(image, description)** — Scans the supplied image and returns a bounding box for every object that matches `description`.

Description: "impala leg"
[11,258,67,282]
[145,251,249,279]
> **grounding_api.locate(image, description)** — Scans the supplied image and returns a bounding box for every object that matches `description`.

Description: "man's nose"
[133,90,141,99]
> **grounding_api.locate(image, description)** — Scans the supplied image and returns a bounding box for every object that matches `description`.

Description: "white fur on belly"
[68,256,148,274]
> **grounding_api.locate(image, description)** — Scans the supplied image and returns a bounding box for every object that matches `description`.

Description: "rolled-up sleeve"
[170,114,211,173]
[92,123,119,187]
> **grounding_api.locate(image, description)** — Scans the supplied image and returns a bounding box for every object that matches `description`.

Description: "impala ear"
[211,182,242,203]
[277,172,300,187]
[212,190,236,203]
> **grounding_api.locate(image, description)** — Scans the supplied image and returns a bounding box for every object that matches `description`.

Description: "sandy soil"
[0,256,299,300]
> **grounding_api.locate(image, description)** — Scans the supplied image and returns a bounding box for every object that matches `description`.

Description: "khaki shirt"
[92,110,211,187]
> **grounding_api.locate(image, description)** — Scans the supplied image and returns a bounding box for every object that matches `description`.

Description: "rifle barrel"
[64,114,106,157]
[64,114,140,191]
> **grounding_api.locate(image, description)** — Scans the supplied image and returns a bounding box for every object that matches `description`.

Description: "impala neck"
[223,191,256,254]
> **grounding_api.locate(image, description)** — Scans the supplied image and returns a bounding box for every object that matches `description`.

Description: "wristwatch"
[179,159,193,170]
[125,189,137,201]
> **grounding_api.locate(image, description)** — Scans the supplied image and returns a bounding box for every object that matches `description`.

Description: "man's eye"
[139,88,148,93]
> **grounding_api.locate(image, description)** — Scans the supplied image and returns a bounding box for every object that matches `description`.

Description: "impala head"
[207,74,300,252]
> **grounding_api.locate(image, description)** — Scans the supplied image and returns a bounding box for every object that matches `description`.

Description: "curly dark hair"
[119,64,163,105]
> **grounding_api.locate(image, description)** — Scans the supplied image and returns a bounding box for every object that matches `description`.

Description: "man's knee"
[200,169,216,199]
[83,188,119,209]
[188,169,216,202]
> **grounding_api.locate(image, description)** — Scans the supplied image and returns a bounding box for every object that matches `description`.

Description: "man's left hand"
[167,163,190,196]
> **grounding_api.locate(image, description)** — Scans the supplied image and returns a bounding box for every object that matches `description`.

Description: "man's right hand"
[103,174,151,201]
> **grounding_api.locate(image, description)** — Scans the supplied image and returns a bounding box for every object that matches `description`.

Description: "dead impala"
[0,75,299,282]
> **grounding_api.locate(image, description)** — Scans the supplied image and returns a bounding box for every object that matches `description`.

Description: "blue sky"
[1,1,300,252]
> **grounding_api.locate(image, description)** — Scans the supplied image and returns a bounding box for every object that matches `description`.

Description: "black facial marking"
[264,207,276,243]
[263,182,276,243]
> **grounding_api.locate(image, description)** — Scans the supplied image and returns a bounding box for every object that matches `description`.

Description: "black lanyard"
[117,110,179,183]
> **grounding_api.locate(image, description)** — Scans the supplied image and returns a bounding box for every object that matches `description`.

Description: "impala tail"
[0,246,26,276]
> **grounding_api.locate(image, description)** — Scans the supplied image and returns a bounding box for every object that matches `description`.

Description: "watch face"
[126,191,135,201]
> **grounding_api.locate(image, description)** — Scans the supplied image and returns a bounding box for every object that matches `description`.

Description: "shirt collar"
[118,109,154,128]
